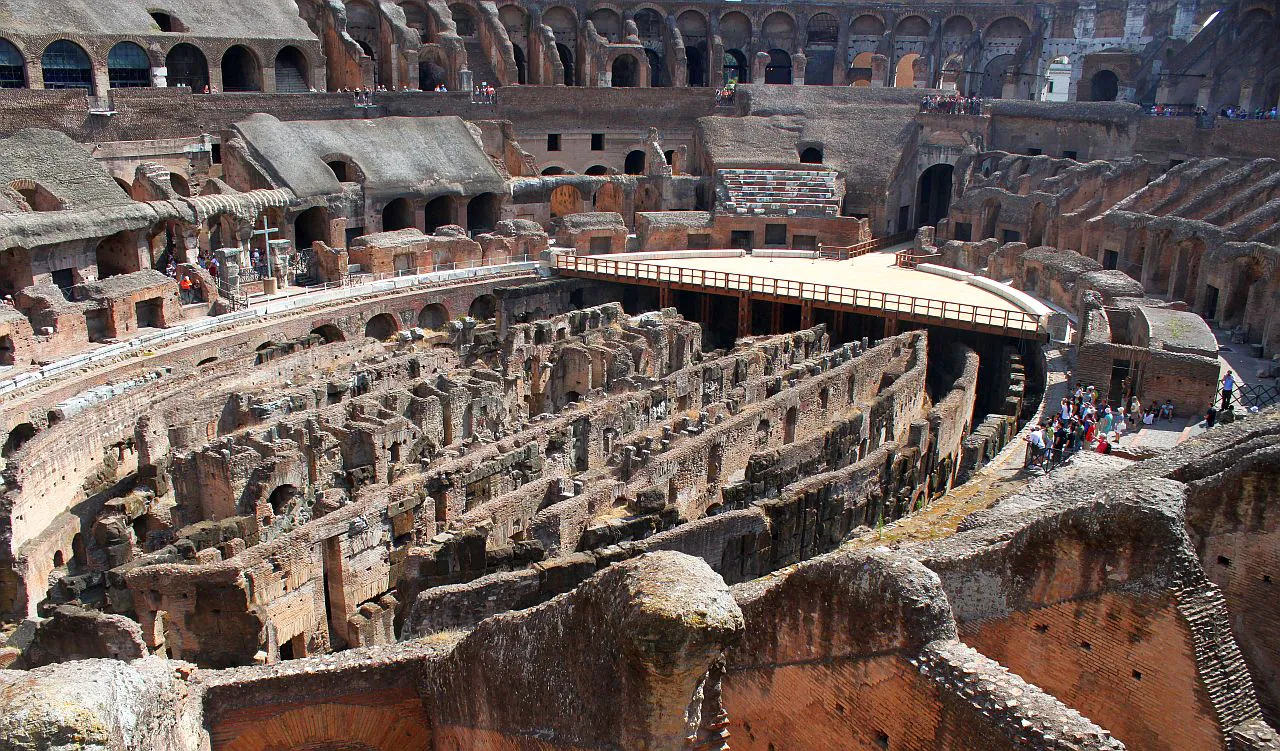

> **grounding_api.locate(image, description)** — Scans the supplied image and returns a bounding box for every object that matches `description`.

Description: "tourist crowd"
[920,94,986,116]
[471,82,497,104]
[1023,383,1178,472]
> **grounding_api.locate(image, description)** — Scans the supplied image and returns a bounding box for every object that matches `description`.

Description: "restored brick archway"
[217,701,430,751]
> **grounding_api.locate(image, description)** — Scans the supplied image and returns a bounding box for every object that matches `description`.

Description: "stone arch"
[799,146,823,164]
[541,166,568,176]
[679,10,709,86]
[423,196,452,232]
[165,43,208,90]
[149,11,187,32]
[723,49,749,84]
[382,197,414,231]
[762,12,796,46]
[1170,236,1206,303]
[634,8,664,42]
[41,40,94,92]
[310,324,344,343]
[469,293,496,320]
[720,11,752,50]
[985,16,1030,39]
[1220,254,1265,326]
[612,53,639,87]
[107,42,151,88]
[850,51,874,86]
[511,42,527,84]
[274,45,309,92]
[1089,69,1119,102]
[894,52,920,87]
[11,180,63,212]
[418,302,449,329]
[585,165,610,176]
[940,53,966,92]
[980,54,1012,98]
[916,164,954,228]
[896,15,930,37]
[217,702,432,751]
[644,48,663,87]
[851,14,885,36]
[0,38,26,88]
[549,184,584,217]
[807,12,839,45]
[364,312,400,340]
[466,193,499,232]
[590,8,622,43]
[624,150,646,175]
[1028,202,1048,247]
[3,422,35,457]
[942,15,974,39]
[593,182,624,211]
[403,1,434,42]
[96,230,140,279]
[294,207,328,250]
[556,42,576,86]
[804,12,838,85]
[221,44,262,92]
[765,49,792,85]
[449,3,477,36]
[980,196,1001,239]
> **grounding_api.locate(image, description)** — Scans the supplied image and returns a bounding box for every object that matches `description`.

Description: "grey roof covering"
[558,212,625,231]
[0,128,186,249]
[1138,306,1218,357]
[0,0,316,40]
[233,115,506,201]
[986,100,1142,125]
[638,211,713,228]
[697,86,922,204]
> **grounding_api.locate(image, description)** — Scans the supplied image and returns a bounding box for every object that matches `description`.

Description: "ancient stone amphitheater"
[0,0,1277,748]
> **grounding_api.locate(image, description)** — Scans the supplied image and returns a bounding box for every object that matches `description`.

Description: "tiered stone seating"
[717,168,841,217]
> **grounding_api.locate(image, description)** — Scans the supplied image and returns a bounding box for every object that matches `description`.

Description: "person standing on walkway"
[1221,371,1236,410]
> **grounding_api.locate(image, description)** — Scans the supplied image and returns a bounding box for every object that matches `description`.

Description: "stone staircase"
[717,168,841,217]
[464,39,499,87]
[274,65,308,93]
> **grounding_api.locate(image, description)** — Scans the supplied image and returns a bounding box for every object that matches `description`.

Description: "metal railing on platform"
[818,232,913,260]
[553,252,1043,334]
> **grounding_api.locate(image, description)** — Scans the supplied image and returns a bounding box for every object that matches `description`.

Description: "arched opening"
[165,43,208,91]
[0,247,34,295]
[294,207,328,250]
[466,193,499,232]
[382,198,414,231]
[41,40,94,92]
[980,197,1001,240]
[449,4,476,36]
[512,44,527,84]
[644,49,664,87]
[1223,257,1263,325]
[850,51,874,87]
[541,166,567,176]
[274,46,308,92]
[327,160,349,182]
[12,182,62,211]
[267,484,299,516]
[3,422,36,457]
[221,45,261,92]
[556,43,575,86]
[612,54,638,88]
[896,15,930,36]
[764,49,792,84]
[783,406,797,444]
[0,39,25,88]
[1089,69,1119,102]
[310,324,344,343]
[916,164,954,228]
[624,150,646,175]
[107,42,151,88]
[723,49,748,84]
[469,294,496,320]
[364,312,400,340]
[423,196,452,233]
[169,172,190,197]
[805,12,838,85]
[590,8,622,43]
[980,54,1012,99]
[686,45,707,87]
[149,11,186,32]
[894,52,920,88]
[96,231,140,279]
[1028,202,1048,247]
[800,147,823,164]
[593,182,624,212]
[549,184,584,218]
[419,60,445,90]
[585,165,609,176]
[852,14,886,36]
[418,302,449,329]
[53,550,64,568]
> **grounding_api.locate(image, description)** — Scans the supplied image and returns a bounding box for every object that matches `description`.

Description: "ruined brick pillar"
[737,292,751,338]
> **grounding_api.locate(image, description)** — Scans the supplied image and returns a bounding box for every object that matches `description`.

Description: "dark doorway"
[424,196,452,232]
[764,49,791,84]
[512,44,527,84]
[624,150,646,175]
[915,164,954,228]
[166,43,208,91]
[466,193,499,232]
[1203,285,1219,318]
[135,298,163,329]
[686,45,707,86]
[723,50,749,84]
[556,43,575,85]
[731,230,754,251]
[221,45,261,91]
[1103,249,1119,270]
[612,54,638,87]
[800,147,823,164]
[295,207,328,250]
[274,46,308,92]
[644,49,663,86]
[1089,70,1119,102]
[382,198,414,231]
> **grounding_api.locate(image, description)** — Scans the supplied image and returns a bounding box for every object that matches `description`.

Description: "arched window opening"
[852,14,885,36]
[624,150,646,175]
[424,196,452,232]
[274,46,308,92]
[41,40,94,92]
[3,423,35,457]
[807,13,839,45]
[1089,69,1119,101]
[364,312,400,340]
[585,165,609,176]
[783,406,797,444]
[541,166,567,176]
[165,43,208,91]
[800,147,823,164]
[469,294,496,320]
[149,11,186,32]
[635,9,663,40]
[916,164,954,228]
[685,44,707,87]
[418,303,448,329]
[590,8,622,43]
[221,45,261,92]
[310,324,344,343]
[980,54,1012,99]
[723,49,749,84]
[556,43,575,86]
[328,161,348,182]
[612,54,638,87]
[764,49,791,85]
[512,44,527,84]
[644,49,663,87]
[466,192,499,232]
[0,39,26,88]
[294,207,328,250]
[382,197,414,232]
[449,4,476,36]
[895,53,920,88]
[267,484,299,516]
[169,172,190,197]
[108,42,151,88]
[13,181,63,211]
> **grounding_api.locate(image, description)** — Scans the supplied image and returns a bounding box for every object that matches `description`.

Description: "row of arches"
[378,193,500,235]
[353,296,497,341]
[0,37,310,93]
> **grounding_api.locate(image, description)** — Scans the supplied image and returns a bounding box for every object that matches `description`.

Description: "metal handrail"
[553,253,1043,333]
[818,231,913,260]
